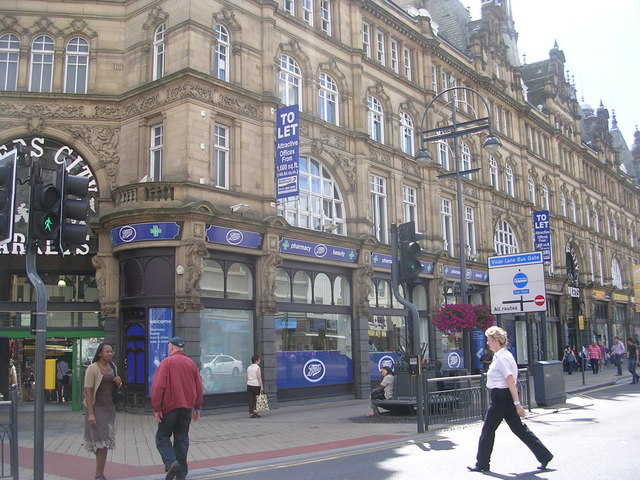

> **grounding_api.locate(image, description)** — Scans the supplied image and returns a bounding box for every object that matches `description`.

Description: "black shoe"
[467,465,489,472]
[165,461,180,480]
[537,456,553,470]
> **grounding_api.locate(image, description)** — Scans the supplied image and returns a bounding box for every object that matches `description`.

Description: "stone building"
[0,0,638,409]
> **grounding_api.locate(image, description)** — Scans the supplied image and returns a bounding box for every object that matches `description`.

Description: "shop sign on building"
[110,222,181,246]
[443,265,489,282]
[206,225,262,249]
[275,105,299,200]
[370,252,434,274]
[279,237,358,263]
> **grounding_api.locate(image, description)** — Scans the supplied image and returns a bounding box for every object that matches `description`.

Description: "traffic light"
[0,150,18,245]
[58,168,90,252]
[31,180,61,244]
[398,221,424,283]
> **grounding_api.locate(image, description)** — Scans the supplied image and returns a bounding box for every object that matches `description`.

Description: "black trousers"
[247,385,261,414]
[475,388,552,469]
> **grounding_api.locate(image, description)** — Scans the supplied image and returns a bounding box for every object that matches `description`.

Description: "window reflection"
[314,273,331,304]
[368,315,404,353]
[275,312,351,354]
[292,271,312,303]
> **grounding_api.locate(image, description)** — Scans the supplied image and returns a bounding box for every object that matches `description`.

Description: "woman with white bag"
[246,355,264,418]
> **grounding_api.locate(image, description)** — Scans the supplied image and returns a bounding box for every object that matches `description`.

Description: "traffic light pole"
[390,223,425,433]
[25,156,46,480]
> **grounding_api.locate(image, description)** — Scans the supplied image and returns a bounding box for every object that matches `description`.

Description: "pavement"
[2,363,634,480]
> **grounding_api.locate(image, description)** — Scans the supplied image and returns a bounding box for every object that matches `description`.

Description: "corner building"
[1,0,638,410]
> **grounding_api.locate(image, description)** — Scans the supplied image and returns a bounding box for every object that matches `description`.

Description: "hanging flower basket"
[432,304,494,334]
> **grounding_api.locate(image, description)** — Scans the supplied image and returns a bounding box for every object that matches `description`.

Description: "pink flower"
[432,304,494,334]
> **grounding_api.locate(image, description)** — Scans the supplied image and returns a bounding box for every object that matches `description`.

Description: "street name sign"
[489,251,546,314]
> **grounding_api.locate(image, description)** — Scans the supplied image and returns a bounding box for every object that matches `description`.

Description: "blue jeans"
[628,359,639,383]
[613,354,622,375]
[156,408,192,479]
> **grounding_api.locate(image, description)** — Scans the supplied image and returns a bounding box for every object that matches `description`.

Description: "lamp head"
[415,148,433,167]
[57,279,66,288]
[482,135,502,155]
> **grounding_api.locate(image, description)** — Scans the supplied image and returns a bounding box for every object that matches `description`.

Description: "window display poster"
[472,328,485,371]
[148,308,173,390]
[275,351,353,389]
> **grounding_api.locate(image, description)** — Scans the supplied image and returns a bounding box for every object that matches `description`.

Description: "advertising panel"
[275,105,299,200]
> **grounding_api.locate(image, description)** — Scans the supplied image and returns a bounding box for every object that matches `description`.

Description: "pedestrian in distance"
[561,346,576,375]
[468,326,553,473]
[83,343,123,480]
[246,355,264,418]
[151,337,203,480]
[56,358,69,403]
[611,336,625,376]
[587,340,600,374]
[626,337,640,384]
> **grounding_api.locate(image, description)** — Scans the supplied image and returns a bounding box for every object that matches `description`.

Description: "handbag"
[371,389,385,400]
[109,362,124,409]
[256,392,270,413]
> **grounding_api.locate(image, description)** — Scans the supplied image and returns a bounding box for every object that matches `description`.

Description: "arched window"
[29,35,54,92]
[400,111,414,155]
[214,24,230,81]
[152,24,165,81]
[541,183,549,210]
[505,164,514,196]
[438,141,450,170]
[559,192,567,216]
[274,268,291,301]
[494,220,519,255]
[611,258,623,289]
[64,37,89,94]
[528,175,536,204]
[278,157,347,234]
[318,73,338,125]
[314,273,332,304]
[367,95,384,143]
[201,260,224,298]
[489,156,499,190]
[227,263,253,300]
[279,54,301,107]
[0,34,20,91]
[333,275,351,306]
[460,141,471,173]
[292,271,312,303]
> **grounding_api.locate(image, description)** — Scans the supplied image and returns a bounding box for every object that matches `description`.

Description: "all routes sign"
[488,251,546,314]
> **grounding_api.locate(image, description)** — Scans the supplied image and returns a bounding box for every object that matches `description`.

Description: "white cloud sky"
[465,0,639,147]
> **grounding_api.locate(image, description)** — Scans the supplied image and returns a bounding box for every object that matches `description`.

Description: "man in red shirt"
[587,341,601,374]
[151,337,203,480]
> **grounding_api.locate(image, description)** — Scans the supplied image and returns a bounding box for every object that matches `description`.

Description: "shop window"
[199,308,254,394]
[333,275,351,306]
[376,280,392,308]
[314,273,332,304]
[201,260,224,298]
[227,263,253,300]
[274,268,291,301]
[368,315,404,353]
[292,271,312,303]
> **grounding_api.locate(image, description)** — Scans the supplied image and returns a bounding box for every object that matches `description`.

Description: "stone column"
[256,251,283,409]
[353,264,374,399]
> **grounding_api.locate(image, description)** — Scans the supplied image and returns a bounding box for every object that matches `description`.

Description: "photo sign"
[275,105,299,200]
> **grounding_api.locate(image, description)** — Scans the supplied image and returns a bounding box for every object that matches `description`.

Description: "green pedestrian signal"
[31,183,61,243]
[398,221,425,283]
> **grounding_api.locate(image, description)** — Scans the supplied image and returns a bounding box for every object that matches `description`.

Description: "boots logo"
[377,355,395,372]
[226,229,243,245]
[303,359,326,383]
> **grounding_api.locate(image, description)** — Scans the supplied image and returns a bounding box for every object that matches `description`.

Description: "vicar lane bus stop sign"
[488,252,546,314]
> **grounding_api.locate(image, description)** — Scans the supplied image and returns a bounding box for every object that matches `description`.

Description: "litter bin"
[532,360,566,407]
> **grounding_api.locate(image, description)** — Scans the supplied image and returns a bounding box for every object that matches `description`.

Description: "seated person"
[367,366,394,417]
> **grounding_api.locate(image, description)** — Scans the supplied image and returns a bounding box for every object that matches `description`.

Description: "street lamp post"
[416,86,501,372]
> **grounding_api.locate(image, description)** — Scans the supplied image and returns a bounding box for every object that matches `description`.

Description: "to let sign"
[275,105,299,200]
[533,210,551,262]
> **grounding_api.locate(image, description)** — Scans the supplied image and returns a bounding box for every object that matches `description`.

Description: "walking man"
[626,338,640,384]
[611,336,625,376]
[587,341,600,374]
[151,337,203,480]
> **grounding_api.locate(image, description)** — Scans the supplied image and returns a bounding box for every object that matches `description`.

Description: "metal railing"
[423,368,530,429]
[0,385,19,479]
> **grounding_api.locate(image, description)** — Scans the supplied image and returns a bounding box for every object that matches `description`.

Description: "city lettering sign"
[0,136,98,256]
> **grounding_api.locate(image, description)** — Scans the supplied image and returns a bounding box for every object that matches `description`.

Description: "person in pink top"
[587,341,601,374]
